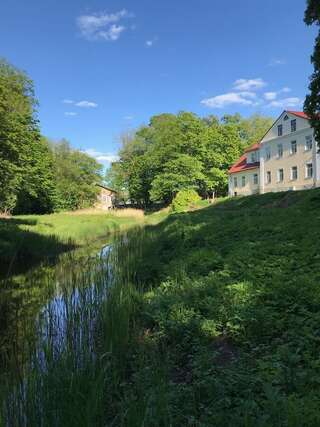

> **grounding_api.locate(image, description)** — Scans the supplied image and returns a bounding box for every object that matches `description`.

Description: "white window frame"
[253,173,258,185]
[265,146,271,161]
[277,143,283,159]
[305,162,313,179]
[234,177,238,188]
[250,152,257,163]
[290,140,297,155]
[278,168,284,183]
[278,124,283,136]
[291,119,296,133]
[266,171,271,184]
[305,135,313,151]
[291,166,298,181]
[241,176,246,187]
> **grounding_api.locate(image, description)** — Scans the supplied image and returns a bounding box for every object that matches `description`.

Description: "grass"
[0,209,145,277]
[3,188,320,425]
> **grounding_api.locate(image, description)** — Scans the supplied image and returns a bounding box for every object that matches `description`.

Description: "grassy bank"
[0,209,144,276]
[3,188,320,425]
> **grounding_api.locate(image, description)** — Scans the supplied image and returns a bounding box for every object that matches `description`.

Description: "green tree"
[52,140,103,211]
[0,59,41,213]
[304,0,320,145]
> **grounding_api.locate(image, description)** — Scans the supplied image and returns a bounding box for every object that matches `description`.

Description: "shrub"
[171,189,201,213]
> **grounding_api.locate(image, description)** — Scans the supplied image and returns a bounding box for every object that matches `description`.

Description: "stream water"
[0,239,112,376]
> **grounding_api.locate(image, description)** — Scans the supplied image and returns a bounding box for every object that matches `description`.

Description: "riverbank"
[4,188,320,425]
[0,209,145,276]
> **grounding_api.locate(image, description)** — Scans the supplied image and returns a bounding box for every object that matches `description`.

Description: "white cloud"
[145,37,158,48]
[124,115,134,120]
[77,10,133,41]
[233,78,267,91]
[269,58,286,66]
[84,149,119,164]
[64,112,78,116]
[75,100,98,108]
[264,87,292,101]
[201,92,255,108]
[63,99,74,104]
[268,97,303,108]
[264,92,277,101]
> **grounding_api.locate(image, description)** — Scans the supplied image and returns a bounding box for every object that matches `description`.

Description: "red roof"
[229,154,260,174]
[244,142,260,153]
[287,111,310,120]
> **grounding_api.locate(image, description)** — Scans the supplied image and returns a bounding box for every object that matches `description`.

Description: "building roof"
[244,142,260,153]
[97,183,117,193]
[286,111,310,120]
[228,154,260,174]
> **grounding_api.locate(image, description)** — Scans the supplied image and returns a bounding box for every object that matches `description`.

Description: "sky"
[0,0,316,166]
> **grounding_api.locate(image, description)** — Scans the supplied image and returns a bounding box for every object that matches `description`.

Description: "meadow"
[2,189,320,426]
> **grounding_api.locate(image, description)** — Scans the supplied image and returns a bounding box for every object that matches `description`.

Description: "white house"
[228,111,320,196]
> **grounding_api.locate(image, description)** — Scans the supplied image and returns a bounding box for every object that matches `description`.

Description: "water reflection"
[0,240,112,374]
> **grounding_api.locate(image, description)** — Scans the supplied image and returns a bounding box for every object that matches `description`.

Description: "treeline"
[106,112,273,206]
[0,59,102,214]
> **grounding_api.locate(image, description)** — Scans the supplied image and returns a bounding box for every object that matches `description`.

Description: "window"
[291,119,296,133]
[250,152,257,163]
[253,173,258,185]
[291,166,298,180]
[290,140,297,154]
[284,114,289,121]
[234,177,238,188]
[305,135,313,151]
[306,162,313,179]
[278,124,283,136]
[242,176,246,187]
[278,168,284,182]
[266,171,271,184]
[277,143,283,158]
[265,146,271,160]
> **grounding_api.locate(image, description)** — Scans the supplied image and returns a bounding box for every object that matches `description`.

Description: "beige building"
[96,184,117,209]
[229,111,320,196]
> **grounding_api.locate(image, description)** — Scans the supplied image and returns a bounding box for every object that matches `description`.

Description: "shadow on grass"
[0,218,76,279]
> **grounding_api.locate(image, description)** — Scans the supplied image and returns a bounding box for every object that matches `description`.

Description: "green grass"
[0,212,143,276]
[3,188,320,426]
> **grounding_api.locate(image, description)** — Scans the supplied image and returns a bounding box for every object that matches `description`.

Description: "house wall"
[261,113,310,143]
[260,116,317,193]
[96,188,115,209]
[229,168,260,196]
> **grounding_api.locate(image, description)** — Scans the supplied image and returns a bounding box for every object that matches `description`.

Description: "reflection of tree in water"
[0,242,111,376]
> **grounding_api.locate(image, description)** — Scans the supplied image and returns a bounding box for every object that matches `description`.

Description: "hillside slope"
[116,188,320,426]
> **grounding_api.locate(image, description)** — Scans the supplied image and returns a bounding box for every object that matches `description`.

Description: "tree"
[0,59,41,213]
[14,137,57,214]
[304,0,320,145]
[51,140,103,211]
[108,112,272,206]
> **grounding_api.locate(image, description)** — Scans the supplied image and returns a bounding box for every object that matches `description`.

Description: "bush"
[171,189,201,213]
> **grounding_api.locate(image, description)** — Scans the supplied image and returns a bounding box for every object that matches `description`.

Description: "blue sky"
[0,0,316,166]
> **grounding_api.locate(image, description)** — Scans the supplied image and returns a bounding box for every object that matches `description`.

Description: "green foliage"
[51,139,103,211]
[304,0,320,145]
[0,59,47,213]
[171,188,201,213]
[3,189,320,425]
[108,112,272,206]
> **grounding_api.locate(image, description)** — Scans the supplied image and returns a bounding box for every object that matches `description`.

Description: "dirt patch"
[211,336,238,367]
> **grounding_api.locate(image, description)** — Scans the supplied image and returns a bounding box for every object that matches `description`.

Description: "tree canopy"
[106,112,273,206]
[0,59,103,214]
[304,0,320,145]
